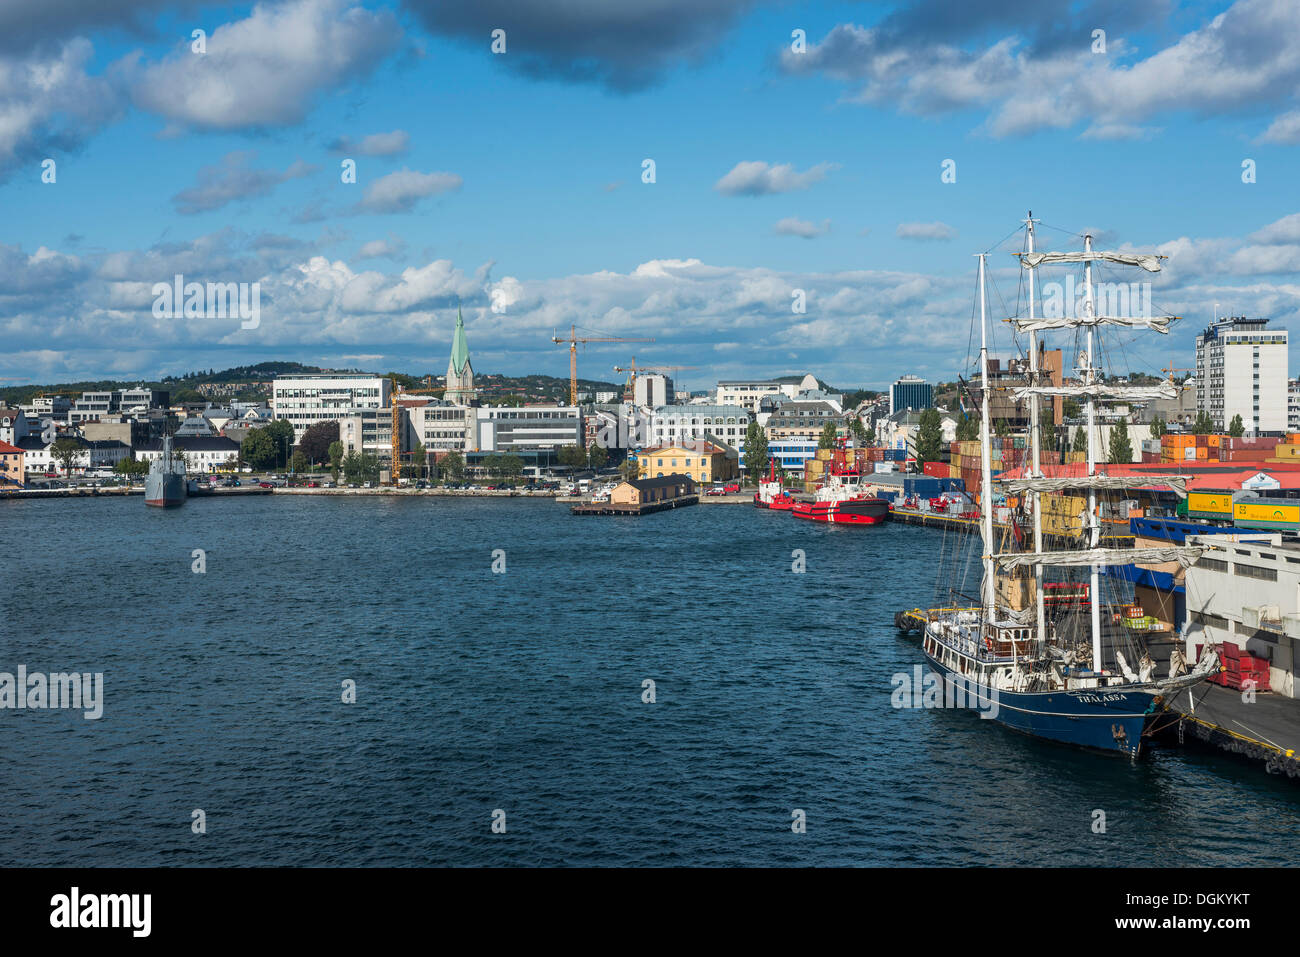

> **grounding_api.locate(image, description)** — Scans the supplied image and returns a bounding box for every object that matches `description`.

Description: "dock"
[1156,683,1300,778]
[571,495,698,516]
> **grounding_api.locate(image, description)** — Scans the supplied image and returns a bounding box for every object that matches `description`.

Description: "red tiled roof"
[0,440,22,454]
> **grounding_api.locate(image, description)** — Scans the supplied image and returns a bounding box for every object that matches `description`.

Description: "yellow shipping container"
[1234,501,1300,526]
[1187,491,1232,516]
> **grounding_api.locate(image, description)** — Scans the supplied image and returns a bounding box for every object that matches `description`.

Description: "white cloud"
[715,161,836,196]
[783,0,1300,139]
[773,217,831,238]
[896,221,956,241]
[129,0,400,132]
[329,129,410,156]
[0,37,121,178]
[356,168,463,214]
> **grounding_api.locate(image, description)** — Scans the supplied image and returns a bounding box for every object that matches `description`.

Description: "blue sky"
[1,0,1298,391]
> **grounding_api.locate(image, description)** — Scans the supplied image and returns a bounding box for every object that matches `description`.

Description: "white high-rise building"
[272,374,391,441]
[1289,378,1300,433]
[1195,318,1288,433]
[634,374,673,408]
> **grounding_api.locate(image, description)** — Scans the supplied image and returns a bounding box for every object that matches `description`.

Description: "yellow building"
[636,441,737,484]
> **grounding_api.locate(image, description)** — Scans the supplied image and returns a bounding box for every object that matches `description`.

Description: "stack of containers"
[1220,436,1277,463]
[1207,642,1272,691]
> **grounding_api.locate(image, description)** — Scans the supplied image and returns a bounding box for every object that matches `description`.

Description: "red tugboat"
[790,461,890,525]
[753,458,796,510]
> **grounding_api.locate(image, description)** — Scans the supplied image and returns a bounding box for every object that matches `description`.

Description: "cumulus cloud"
[896,221,956,241]
[0,38,122,179]
[781,0,1300,140]
[171,152,316,214]
[357,237,407,259]
[355,168,463,214]
[328,129,410,156]
[402,0,755,91]
[715,161,836,196]
[129,0,401,132]
[773,217,831,238]
[6,213,1300,388]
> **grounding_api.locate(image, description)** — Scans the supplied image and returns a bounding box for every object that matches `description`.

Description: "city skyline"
[2,0,1299,389]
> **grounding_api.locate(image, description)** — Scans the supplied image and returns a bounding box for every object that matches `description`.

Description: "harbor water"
[3,495,1298,866]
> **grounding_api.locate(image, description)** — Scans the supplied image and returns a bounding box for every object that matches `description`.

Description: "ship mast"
[978,254,995,624]
[1083,233,1102,671]
[1025,213,1045,647]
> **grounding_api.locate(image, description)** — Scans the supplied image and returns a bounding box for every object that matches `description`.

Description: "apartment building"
[1196,317,1288,433]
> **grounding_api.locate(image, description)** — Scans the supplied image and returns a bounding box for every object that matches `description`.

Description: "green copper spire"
[449,306,470,374]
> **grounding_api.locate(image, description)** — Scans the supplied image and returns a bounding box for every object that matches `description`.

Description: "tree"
[1228,414,1245,437]
[1192,410,1214,435]
[341,452,363,484]
[290,450,308,475]
[1149,416,1166,439]
[587,444,608,469]
[328,441,344,481]
[618,458,639,482]
[49,438,82,477]
[440,450,464,481]
[264,419,295,468]
[558,444,586,470]
[817,422,839,450]
[114,457,148,476]
[849,417,870,445]
[1062,398,1082,420]
[915,407,944,467]
[1039,423,1058,453]
[241,428,278,471]
[299,420,339,465]
[1108,416,1133,464]
[1072,426,1088,454]
[411,442,428,479]
[994,418,1010,437]
[743,421,769,486]
[955,412,978,442]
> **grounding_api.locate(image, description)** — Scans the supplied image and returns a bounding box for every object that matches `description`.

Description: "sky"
[1,0,1299,392]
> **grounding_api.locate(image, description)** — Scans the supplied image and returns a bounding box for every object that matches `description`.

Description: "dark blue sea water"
[3,495,1298,866]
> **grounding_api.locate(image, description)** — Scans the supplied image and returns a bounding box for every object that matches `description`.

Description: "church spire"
[445,304,475,403]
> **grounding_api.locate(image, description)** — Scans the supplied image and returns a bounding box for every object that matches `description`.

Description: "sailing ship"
[145,433,187,507]
[791,460,890,525]
[917,213,1217,756]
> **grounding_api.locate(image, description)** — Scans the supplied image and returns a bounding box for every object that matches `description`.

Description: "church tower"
[444,306,475,404]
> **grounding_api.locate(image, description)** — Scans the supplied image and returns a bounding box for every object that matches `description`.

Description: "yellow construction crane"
[389,377,446,484]
[551,325,653,406]
[612,358,698,401]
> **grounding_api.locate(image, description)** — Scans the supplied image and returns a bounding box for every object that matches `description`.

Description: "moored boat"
[790,460,889,525]
[145,434,186,507]
[914,213,1216,756]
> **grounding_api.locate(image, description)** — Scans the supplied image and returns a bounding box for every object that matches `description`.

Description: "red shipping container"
[1221,642,1241,660]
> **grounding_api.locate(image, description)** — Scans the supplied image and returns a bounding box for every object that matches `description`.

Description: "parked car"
[724,482,740,493]
[706,485,726,496]
[258,481,273,489]
[307,481,320,488]
[362,481,373,489]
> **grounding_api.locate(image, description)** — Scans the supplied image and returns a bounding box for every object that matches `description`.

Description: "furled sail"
[994,546,1206,570]
[995,475,1188,498]
[1018,251,1163,272]
[1010,314,1173,334]
[1011,381,1177,401]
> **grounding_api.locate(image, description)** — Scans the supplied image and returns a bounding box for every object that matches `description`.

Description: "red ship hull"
[790,498,890,524]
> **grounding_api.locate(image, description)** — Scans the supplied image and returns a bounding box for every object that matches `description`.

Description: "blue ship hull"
[923,646,1156,756]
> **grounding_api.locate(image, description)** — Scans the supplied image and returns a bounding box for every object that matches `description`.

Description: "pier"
[570,495,698,516]
[1157,684,1300,778]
